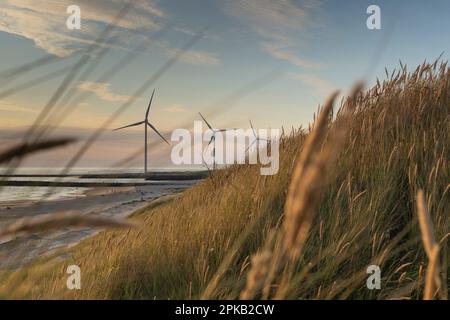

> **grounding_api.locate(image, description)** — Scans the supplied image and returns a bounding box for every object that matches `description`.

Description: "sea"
[0,166,203,269]
[0,167,202,204]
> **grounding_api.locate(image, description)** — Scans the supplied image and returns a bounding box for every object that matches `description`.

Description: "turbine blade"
[145,89,156,120]
[245,140,256,154]
[207,134,215,147]
[113,120,145,131]
[147,122,170,145]
[218,128,238,132]
[199,112,213,130]
[249,120,257,138]
[201,157,211,172]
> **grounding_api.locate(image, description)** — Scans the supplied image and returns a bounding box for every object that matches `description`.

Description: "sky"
[0,0,449,168]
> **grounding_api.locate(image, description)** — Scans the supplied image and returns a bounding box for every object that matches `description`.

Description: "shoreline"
[0,180,198,269]
[0,170,209,180]
[0,186,134,208]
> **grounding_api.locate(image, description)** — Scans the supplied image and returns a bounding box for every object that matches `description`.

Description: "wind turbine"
[114,89,169,175]
[199,112,235,170]
[245,120,268,155]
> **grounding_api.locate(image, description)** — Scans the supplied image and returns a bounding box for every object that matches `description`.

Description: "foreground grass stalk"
[0,138,76,164]
[0,61,448,300]
[241,84,364,300]
[0,212,135,240]
[416,190,443,300]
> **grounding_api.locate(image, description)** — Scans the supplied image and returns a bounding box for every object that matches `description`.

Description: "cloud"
[158,41,220,66]
[0,100,37,113]
[0,0,164,57]
[178,49,221,66]
[164,105,187,113]
[225,0,313,30]
[76,82,136,102]
[262,42,322,69]
[223,0,323,69]
[0,1,220,67]
[289,72,336,95]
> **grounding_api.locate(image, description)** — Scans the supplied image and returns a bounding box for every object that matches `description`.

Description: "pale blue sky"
[0,0,449,167]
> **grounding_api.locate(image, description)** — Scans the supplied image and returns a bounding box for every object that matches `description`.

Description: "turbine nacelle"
[113,90,169,145]
[198,112,237,146]
[198,112,237,170]
[246,120,268,154]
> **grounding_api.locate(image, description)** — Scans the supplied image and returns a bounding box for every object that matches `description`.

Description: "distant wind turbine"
[199,112,236,170]
[245,120,268,155]
[114,89,169,174]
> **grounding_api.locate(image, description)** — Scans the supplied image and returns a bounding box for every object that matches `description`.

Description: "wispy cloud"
[0,125,173,167]
[0,100,37,114]
[0,0,220,67]
[76,82,137,103]
[158,41,221,66]
[289,72,336,95]
[0,0,164,57]
[225,0,313,29]
[164,104,187,113]
[223,0,323,69]
[262,42,322,69]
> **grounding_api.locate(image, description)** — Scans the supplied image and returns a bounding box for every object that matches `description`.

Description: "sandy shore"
[0,181,197,269]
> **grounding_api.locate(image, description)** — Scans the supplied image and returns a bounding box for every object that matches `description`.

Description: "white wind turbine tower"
[114,89,169,175]
[245,120,268,156]
[199,112,236,170]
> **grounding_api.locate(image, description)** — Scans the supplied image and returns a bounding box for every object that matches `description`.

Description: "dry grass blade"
[22,1,135,142]
[417,190,437,255]
[0,138,76,164]
[0,66,72,100]
[240,84,364,300]
[240,250,272,300]
[424,246,441,300]
[416,190,443,300]
[58,29,207,174]
[16,28,206,204]
[283,91,339,260]
[283,83,364,261]
[0,54,60,80]
[0,212,135,239]
[201,216,261,299]
[41,25,172,139]
[240,88,361,299]
[0,60,448,300]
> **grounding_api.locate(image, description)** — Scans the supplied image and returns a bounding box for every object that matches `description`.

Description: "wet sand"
[0,181,197,269]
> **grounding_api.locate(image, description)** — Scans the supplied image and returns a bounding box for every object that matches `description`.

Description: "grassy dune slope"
[1,61,449,299]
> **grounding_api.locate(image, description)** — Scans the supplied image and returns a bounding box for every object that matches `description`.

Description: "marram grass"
[0,61,449,300]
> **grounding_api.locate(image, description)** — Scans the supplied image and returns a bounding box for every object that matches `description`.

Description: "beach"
[0,180,197,269]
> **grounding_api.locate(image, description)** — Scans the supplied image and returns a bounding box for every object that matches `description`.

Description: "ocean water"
[0,185,90,203]
[0,167,202,204]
